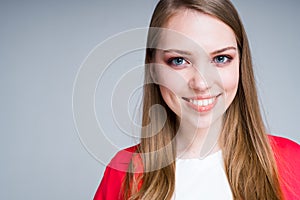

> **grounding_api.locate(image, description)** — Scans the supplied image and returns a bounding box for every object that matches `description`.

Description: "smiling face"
[152,9,239,129]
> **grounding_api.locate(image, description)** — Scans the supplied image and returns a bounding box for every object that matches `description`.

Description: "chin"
[181,116,213,129]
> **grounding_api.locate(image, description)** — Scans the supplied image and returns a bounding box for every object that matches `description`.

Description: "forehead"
[160,9,237,53]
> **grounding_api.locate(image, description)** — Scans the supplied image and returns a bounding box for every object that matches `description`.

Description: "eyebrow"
[161,46,237,56]
[210,46,237,55]
[162,49,192,55]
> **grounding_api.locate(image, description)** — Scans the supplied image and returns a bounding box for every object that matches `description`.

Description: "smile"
[188,97,215,106]
[182,95,220,112]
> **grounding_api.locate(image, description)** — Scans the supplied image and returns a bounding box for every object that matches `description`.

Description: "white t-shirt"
[172,151,233,200]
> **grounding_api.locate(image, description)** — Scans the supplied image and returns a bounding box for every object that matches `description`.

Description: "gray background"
[1,0,299,199]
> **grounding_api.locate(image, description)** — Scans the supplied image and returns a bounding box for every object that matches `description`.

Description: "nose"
[188,69,209,91]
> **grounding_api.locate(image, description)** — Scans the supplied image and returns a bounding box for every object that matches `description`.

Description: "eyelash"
[166,55,233,69]
[211,55,233,66]
[167,57,190,68]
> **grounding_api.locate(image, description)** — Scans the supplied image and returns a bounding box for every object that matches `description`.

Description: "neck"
[175,117,223,159]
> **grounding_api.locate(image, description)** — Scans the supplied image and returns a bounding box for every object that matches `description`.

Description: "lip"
[182,94,221,113]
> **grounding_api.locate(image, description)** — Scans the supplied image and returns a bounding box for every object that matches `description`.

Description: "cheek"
[219,65,239,104]
[151,64,188,92]
[151,63,189,117]
[159,86,182,116]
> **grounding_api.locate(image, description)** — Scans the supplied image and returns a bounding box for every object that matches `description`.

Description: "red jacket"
[94,135,300,199]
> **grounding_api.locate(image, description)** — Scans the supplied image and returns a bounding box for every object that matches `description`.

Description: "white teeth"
[198,100,203,106]
[189,97,215,107]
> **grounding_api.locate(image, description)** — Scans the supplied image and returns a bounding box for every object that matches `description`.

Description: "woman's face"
[152,9,239,129]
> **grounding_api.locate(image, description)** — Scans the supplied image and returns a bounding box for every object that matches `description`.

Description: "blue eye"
[168,57,187,67]
[213,55,232,64]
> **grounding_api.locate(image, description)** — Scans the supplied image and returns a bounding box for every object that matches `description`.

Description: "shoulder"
[94,145,140,200]
[268,135,300,199]
[268,134,300,169]
[108,145,139,172]
[268,135,300,150]
[268,135,300,157]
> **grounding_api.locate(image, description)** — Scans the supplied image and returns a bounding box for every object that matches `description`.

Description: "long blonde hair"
[123,0,284,199]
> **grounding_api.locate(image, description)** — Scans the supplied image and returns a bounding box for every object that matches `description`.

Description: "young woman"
[94,0,300,199]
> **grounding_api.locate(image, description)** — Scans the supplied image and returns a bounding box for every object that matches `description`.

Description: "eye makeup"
[157,46,237,69]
